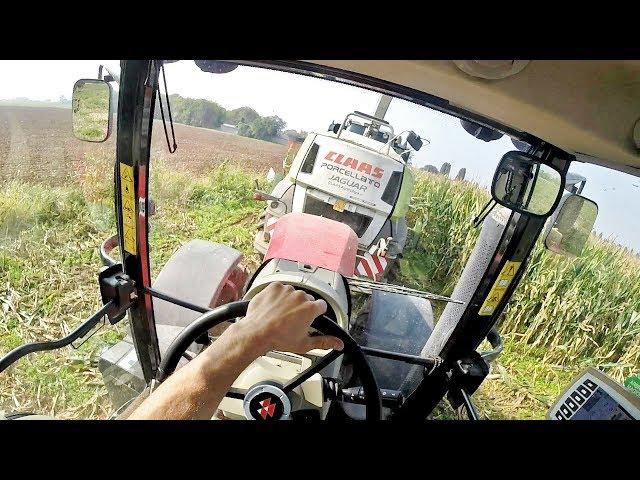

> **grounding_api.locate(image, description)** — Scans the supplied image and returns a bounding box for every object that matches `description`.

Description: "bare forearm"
[128,283,340,420]
[129,322,263,420]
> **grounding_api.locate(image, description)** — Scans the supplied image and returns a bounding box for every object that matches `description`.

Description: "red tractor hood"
[265,212,358,277]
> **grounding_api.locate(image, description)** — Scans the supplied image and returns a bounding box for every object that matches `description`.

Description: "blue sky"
[1,60,638,252]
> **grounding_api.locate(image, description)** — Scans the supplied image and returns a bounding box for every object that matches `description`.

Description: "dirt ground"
[0,106,287,186]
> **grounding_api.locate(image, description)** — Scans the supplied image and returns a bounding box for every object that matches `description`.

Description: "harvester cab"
[2,60,639,421]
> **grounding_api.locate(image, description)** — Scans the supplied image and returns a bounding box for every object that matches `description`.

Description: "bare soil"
[0,106,288,186]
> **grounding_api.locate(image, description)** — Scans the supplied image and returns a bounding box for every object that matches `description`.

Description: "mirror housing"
[406,131,423,151]
[565,172,587,194]
[194,60,238,74]
[72,79,113,143]
[328,122,340,134]
[510,137,532,152]
[544,194,598,258]
[491,151,564,217]
[460,119,503,142]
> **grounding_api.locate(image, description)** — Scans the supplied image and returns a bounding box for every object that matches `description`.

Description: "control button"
[584,379,598,391]
[571,391,585,405]
[555,411,566,420]
[566,397,578,412]
[560,404,572,418]
[577,385,591,398]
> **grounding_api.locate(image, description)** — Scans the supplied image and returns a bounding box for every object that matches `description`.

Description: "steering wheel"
[157,300,382,420]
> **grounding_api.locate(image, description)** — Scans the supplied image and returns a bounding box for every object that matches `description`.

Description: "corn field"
[404,170,640,384]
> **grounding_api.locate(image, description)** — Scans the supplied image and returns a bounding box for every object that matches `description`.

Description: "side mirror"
[72,79,113,143]
[491,151,564,217]
[328,122,341,134]
[544,194,598,258]
[406,131,423,151]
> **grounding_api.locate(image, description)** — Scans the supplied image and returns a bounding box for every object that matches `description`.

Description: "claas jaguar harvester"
[254,111,425,283]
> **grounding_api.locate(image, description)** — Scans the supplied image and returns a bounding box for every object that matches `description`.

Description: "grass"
[0,171,121,417]
[1,154,638,419]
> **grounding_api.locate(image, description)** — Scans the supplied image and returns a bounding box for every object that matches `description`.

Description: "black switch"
[584,379,598,391]
[578,385,591,398]
[571,391,585,405]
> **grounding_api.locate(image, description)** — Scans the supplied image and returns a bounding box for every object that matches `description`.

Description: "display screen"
[571,387,634,420]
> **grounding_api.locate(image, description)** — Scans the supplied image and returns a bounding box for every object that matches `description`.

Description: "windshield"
[1,60,638,420]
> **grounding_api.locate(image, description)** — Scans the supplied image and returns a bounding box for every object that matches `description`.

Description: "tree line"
[154,94,300,143]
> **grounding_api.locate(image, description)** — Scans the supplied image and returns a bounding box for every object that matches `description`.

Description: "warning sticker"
[478,260,521,316]
[120,162,137,255]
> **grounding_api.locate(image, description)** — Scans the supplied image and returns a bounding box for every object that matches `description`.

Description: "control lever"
[341,386,404,408]
[323,379,404,408]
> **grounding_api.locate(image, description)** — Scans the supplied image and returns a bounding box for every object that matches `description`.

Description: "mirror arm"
[98,65,120,85]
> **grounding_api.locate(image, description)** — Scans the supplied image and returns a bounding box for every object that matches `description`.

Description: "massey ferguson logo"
[257,397,276,419]
[324,151,384,179]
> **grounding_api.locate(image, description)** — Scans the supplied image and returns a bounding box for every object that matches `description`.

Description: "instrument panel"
[548,367,640,420]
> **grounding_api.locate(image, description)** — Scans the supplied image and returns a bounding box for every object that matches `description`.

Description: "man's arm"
[128,283,343,420]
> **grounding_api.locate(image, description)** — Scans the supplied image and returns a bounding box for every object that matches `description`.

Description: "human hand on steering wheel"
[130,282,379,420]
[233,282,344,357]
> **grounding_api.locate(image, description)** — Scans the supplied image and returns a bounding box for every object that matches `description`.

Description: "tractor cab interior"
[1,60,639,421]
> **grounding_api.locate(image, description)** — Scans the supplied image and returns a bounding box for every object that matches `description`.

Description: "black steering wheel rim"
[157,300,382,420]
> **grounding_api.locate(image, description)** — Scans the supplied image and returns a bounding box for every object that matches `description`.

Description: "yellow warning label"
[478,260,521,316]
[120,162,137,255]
[333,199,346,212]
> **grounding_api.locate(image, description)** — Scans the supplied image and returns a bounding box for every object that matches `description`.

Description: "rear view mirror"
[461,119,504,142]
[194,60,239,74]
[72,79,113,142]
[545,194,598,258]
[491,151,563,217]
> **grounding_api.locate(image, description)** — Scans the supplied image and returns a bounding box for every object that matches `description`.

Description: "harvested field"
[0,106,287,186]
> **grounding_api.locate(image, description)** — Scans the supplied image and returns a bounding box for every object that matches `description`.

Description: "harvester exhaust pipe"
[374,94,393,120]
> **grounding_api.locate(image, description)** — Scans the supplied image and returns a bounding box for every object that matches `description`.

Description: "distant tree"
[250,115,286,140]
[151,95,287,143]
[155,94,227,129]
[237,115,286,142]
[283,129,308,140]
[227,106,260,126]
[236,122,254,138]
